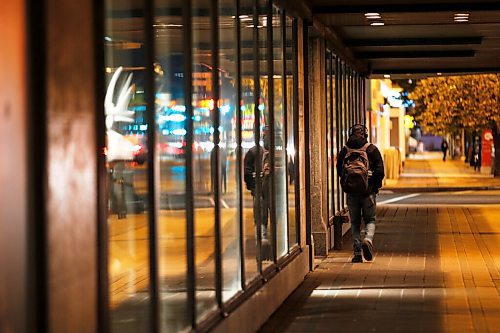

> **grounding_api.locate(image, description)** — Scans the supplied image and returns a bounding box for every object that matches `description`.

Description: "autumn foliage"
[410,74,500,134]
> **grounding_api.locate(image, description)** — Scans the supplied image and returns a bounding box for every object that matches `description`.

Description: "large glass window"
[191,0,217,321]
[104,0,300,330]
[258,0,273,267]
[272,6,288,258]
[285,16,297,249]
[104,2,152,332]
[218,0,241,302]
[153,1,189,332]
[240,0,259,283]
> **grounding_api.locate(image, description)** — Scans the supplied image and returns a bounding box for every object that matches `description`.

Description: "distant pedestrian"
[337,124,385,263]
[441,139,449,161]
[211,145,228,194]
[473,138,481,172]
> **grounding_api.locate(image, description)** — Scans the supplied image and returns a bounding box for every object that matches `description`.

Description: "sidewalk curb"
[382,186,500,193]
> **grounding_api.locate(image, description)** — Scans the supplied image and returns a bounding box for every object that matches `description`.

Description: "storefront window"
[240,0,259,284]
[285,16,297,248]
[218,0,242,302]
[192,0,217,320]
[272,6,288,258]
[153,1,190,331]
[104,0,300,330]
[104,2,151,332]
[258,0,273,267]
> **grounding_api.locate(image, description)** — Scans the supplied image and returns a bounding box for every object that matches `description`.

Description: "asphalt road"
[378,190,500,205]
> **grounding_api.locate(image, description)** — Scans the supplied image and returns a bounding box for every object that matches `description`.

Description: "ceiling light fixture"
[371,22,385,26]
[437,72,442,76]
[454,13,469,22]
[384,74,391,79]
[365,12,382,19]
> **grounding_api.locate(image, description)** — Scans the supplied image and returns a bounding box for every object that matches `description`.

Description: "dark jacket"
[244,146,270,196]
[336,135,385,194]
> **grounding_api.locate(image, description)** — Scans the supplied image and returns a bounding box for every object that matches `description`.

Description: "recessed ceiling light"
[454,13,469,17]
[365,12,380,16]
[454,18,469,22]
[371,22,385,26]
[384,74,391,78]
[437,72,442,76]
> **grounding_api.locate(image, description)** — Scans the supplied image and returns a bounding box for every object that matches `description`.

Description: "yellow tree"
[410,74,500,176]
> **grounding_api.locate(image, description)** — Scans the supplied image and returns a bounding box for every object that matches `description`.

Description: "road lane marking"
[378,193,420,205]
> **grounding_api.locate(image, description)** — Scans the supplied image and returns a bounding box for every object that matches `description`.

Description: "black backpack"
[341,143,370,194]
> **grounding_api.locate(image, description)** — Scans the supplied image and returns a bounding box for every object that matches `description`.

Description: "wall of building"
[0,1,29,332]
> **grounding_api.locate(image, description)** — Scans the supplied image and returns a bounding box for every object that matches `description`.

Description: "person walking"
[337,124,385,263]
[441,138,449,161]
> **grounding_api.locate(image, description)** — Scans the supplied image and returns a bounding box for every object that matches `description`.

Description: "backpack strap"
[360,142,371,151]
[345,142,370,154]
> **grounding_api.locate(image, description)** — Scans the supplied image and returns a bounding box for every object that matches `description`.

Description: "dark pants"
[347,193,377,255]
[253,194,270,239]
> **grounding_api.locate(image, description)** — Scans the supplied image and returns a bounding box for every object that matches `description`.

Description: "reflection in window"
[192,0,217,321]
[153,1,189,331]
[273,6,288,258]
[218,0,242,302]
[285,16,297,248]
[240,0,259,284]
[104,2,151,332]
[258,0,273,267]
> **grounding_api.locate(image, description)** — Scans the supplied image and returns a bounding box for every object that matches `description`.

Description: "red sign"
[482,130,493,167]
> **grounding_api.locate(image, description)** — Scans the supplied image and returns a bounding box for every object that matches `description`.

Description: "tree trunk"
[494,124,500,177]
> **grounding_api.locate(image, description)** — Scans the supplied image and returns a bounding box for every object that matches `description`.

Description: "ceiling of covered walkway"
[302,0,500,78]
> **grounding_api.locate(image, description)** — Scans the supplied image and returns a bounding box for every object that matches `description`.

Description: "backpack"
[341,143,370,194]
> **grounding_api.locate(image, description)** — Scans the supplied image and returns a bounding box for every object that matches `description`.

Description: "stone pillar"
[45,0,98,331]
[309,38,329,257]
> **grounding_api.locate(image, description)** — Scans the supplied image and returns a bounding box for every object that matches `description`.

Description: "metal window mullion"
[144,0,160,330]
[235,0,246,291]
[280,10,290,251]
[253,0,263,273]
[267,0,277,263]
[183,0,196,327]
[291,18,300,246]
[210,0,223,311]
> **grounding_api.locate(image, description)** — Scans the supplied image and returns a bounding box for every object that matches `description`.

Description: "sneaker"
[351,254,363,263]
[362,239,373,261]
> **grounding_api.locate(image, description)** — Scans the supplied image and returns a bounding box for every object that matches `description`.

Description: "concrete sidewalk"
[383,152,500,192]
[259,205,500,333]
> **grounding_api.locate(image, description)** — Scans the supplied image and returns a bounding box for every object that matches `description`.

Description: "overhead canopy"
[307,0,500,78]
